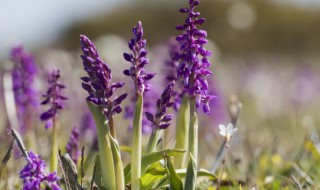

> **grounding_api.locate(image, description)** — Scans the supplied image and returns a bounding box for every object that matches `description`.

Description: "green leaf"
[176,169,217,180]
[90,155,110,190]
[0,139,13,179]
[92,155,103,189]
[58,152,82,190]
[88,101,116,190]
[165,155,183,190]
[109,134,125,190]
[124,149,185,184]
[140,162,167,190]
[185,154,197,190]
[139,162,216,190]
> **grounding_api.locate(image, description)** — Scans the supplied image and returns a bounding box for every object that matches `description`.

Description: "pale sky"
[0,0,318,59]
[0,0,127,58]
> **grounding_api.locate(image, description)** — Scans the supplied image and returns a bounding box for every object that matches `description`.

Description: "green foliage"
[165,155,183,190]
[185,154,197,190]
[124,148,185,184]
[88,101,116,190]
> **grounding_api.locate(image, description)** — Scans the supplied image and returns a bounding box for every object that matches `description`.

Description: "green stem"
[174,96,190,168]
[131,94,143,190]
[146,128,162,153]
[50,118,58,172]
[109,117,116,139]
[188,97,198,169]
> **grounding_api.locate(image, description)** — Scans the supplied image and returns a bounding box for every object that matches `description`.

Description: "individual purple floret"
[66,127,80,164]
[40,70,67,129]
[80,35,127,121]
[176,0,214,114]
[20,151,61,190]
[145,81,175,129]
[11,45,38,132]
[123,21,155,95]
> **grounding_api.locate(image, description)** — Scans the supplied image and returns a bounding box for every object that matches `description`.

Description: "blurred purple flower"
[40,70,67,129]
[66,127,80,164]
[20,151,61,190]
[123,21,155,95]
[11,45,38,132]
[80,110,99,151]
[80,110,96,133]
[145,81,175,129]
[80,35,127,120]
[176,0,214,113]
[163,38,186,110]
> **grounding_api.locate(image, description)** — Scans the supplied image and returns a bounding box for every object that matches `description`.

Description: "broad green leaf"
[92,155,103,189]
[185,154,197,190]
[124,149,185,184]
[139,161,216,189]
[176,169,217,180]
[109,134,125,190]
[140,162,167,190]
[165,155,183,190]
[88,101,116,190]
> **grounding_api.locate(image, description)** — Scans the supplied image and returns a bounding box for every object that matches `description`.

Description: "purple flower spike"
[176,0,213,114]
[145,81,175,129]
[40,70,67,129]
[11,45,38,132]
[20,151,61,190]
[66,127,80,164]
[80,35,127,120]
[123,21,155,95]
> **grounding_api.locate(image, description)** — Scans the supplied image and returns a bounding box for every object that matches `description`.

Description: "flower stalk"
[188,97,198,165]
[50,118,58,172]
[174,96,189,168]
[131,94,143,190]
[40,70,67,172]
[123,21,154,190]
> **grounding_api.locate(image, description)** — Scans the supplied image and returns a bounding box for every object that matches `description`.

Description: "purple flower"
[176,0,214,114]
[123,21,155,95]
[80,110,99,151]
[80,35,127,120]
[11,45,38,132]
[145,81,175,129]
[66,127,80,164]
[20,151,61,190]
[80,110,96,133]
[40,70,67,129]
[163,38,186,110]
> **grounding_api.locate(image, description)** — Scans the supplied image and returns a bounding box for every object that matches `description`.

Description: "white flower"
[219,123,238,140]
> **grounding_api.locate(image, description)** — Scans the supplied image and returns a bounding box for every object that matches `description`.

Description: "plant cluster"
[0,0,241,190]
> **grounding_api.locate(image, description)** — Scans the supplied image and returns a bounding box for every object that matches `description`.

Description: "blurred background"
[1,0,320,187]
